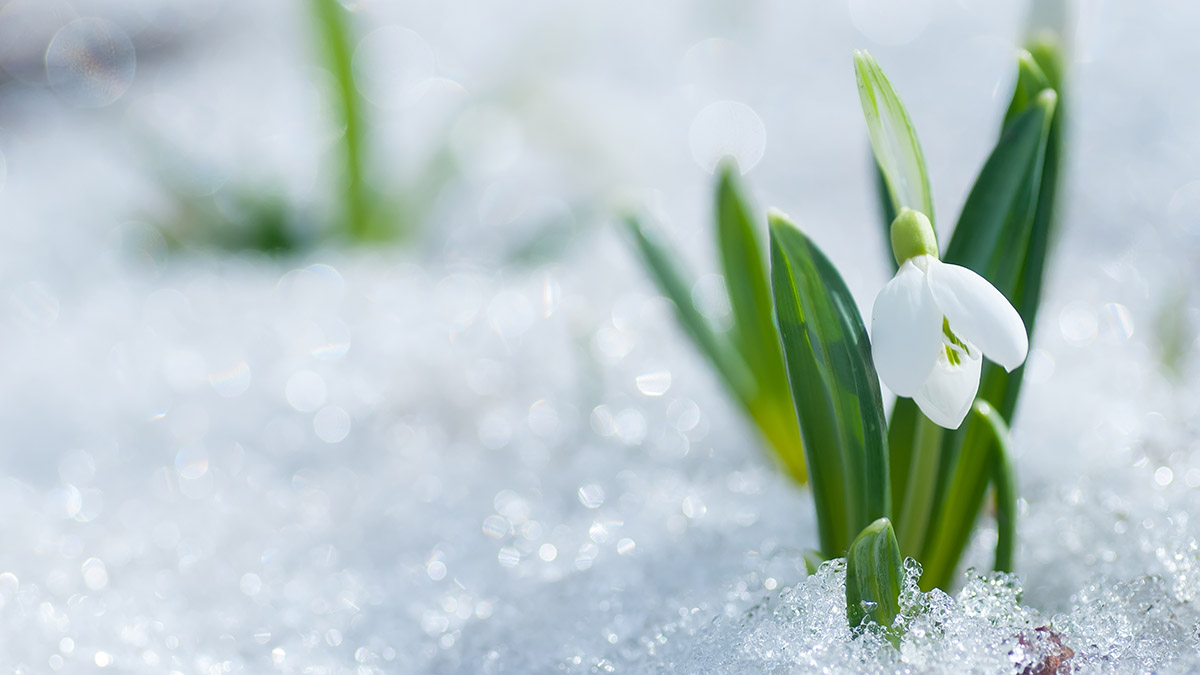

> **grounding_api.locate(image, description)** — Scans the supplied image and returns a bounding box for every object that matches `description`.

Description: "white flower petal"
[912,349,982,429]
[926,260,1029,371]
[870,259,942,396]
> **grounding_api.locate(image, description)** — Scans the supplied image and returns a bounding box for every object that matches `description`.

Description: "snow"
[1,0,1199,672]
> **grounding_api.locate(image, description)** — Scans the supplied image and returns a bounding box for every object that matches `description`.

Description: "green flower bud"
[889,208,939,266]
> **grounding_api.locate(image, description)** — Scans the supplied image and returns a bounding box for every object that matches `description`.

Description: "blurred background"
[2,0,1200,671]
[2,0,1195,329]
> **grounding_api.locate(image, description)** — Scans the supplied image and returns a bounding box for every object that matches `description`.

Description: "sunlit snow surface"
[3,0,1200,672]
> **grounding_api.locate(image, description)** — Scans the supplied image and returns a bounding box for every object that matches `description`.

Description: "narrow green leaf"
[716,162,790,402]
[1010,37,1065,373]
[1002,50,1051,128]
[846,518,904,639]
[769,212,889,557]
[854,50,936,228]
[920,71,1059,592]
[943,91,1056,285]
[1027,36,1065,94]
[309,0,372,241]
[970,400,1018,573]
[714,163,807,482]
[625,216,754,401]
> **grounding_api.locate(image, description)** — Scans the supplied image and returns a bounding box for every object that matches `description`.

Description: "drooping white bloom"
[871,213,1028,429]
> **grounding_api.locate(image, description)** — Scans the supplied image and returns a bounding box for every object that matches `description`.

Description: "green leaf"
[715,163,807,482]
[854,50,936,228]
[970,400,1018,573]
[625,216,753,401]
[1002,50,1051,128]
[1011,38,1065,357]
[309,0,372,241]
[943,91,1056,285]
[846,518,904,639]
[920,63,1060,592]
[1027,35,1065,95]
[769,212,889,557]
[716,162,789,401]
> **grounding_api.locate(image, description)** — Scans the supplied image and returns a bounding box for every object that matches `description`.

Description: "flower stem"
[919,416,993,590]
[895,414,942,557]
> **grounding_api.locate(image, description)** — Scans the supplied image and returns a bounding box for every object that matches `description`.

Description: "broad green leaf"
[714,163,807,482]
[625,216,753,401]
[854,50,936,229]
[769,212,889,557]
[846,518,904,639]
[970,400,1018,573]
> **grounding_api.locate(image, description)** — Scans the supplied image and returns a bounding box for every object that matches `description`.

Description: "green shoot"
[309,0,373,242]
[846,518,904,642]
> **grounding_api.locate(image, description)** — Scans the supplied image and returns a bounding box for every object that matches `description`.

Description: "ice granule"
[624,559,1048,674]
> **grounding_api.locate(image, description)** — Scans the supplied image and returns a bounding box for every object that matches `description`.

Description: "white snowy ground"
[1,0,1200,672]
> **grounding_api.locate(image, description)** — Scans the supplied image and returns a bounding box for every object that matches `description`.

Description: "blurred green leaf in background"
[628,162,808,484]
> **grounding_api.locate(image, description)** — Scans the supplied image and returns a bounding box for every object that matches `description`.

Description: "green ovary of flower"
[889,208,939,267]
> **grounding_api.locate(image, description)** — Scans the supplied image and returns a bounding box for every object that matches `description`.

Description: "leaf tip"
[1016,48,1037,70]
[716,155,742,179]
[860,517,894,539]
[766,209,798,244]
[766,207,794,228]
[852,50,873,85]
[1036,87,1059,114]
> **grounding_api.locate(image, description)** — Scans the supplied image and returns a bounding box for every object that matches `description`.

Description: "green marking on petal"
[944,345,960,367]
[941,318,968,351]
[940,318,972,367]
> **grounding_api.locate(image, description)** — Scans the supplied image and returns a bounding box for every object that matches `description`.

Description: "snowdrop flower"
[871,209,1028,429]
